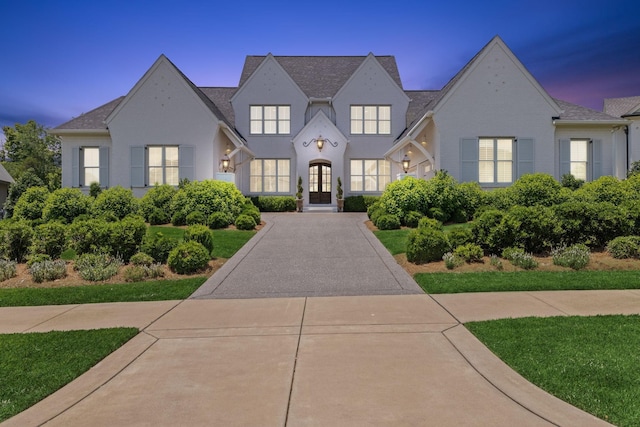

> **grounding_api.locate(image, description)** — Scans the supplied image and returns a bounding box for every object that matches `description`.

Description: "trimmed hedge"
[251,196,296,212]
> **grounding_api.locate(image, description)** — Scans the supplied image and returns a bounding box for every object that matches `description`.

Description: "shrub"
[185,211,207,225]
[123,263,165,282]
[376,214,401,230]
[447,228,474,249]
[552,244,590,270]
[506,250,538,270]
[148,207,170,225]
[170,180,245,227]
[235,214,257,230]
[141,232,178,264]
[417,217,443,231]
[129,252,155,266]
[13,186,50,220]
[490,255,503,270]
[561,173,584,190]
[406,227,449,264]
[109,216,147,262]
[171,210,187,226]
[241,203,261,225]
[2,169,45,219]
[208,211,231,229]
[89,182,102,198]
[26,253,51,267]
[607,236,640,259]
[30,221,67,259]
[344,195,367,212]
[472,210,507,254]
[75,253,123,281]
[0,260,17,281]
[0,220,34,263]
[42,188,92,223]
[575,176,630,205]
[66,218,111,255]
[184,224,214,255]
[509,173,564,207]
[167,241,210,274]
[427,207,447,222]
[456,182,484,221]
[140,184,177,222]
[29,259,67,283]
[453,243,484,263]
[92,186,139,219]
[506,205,560,254]
[378,177,429,222]
[502,246,525,261]
[442,252,464,270]
[403,211,423,228]
[252,196,296,212]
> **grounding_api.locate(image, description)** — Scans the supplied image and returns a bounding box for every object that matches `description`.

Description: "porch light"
[221,154,230,172]
[302,134,338,151]
[402,154,410,173]
[316,135,325,151]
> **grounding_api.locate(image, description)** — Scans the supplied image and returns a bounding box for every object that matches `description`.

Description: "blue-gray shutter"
[72,147,80,187]
[516,138,534,178]
[592,139,602,180]
[460,138,478,183]
[130,146,145,187]
[99,147,109,187]
[179,145,195,182]
[559,139,571,177]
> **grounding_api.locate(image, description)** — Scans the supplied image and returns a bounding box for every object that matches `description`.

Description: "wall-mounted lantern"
[221,154,230,172]
[303,134,338,152]
[402,154,410,173]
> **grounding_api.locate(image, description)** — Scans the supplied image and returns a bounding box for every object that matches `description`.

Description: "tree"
[1,120,61,186]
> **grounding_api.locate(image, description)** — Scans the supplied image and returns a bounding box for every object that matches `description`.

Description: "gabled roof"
[554,98,626,122]
[54,96,124,130]
[0,163,14,184]
[604,96,640,118]
[238,55,403,98]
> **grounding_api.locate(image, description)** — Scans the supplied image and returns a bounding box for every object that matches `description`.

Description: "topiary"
[184,224,214,255]
[167,241,210,274]
[376,214,401,230]
[235,214,257,230]
[406,227,449,264]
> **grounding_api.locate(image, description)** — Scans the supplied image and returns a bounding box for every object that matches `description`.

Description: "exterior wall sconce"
[221,154,230,172]
[303,134,338,152]
[402,154,410,173]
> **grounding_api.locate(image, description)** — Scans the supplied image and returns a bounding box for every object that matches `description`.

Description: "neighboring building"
[0,163,14,208]
[52,36,633,207]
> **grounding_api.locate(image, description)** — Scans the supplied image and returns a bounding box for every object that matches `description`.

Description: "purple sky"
[1,0,638,142]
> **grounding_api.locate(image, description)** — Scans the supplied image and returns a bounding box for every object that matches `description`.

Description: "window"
[250,106,290,134]
[350,106,391,134]
[82,147,100,186]
[250,159,290,193]
[148,146,179,186]
[478,138,513,183]
[350,159,390,192]
[569,139,588,181]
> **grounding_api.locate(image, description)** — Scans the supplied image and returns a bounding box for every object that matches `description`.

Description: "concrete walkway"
[3,213,638,426]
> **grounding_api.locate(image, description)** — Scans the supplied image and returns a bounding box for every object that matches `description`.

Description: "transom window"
[350,159,390,192]
[479,138,513,183]
[350,106,391,135]
[570,139,588,181]
[250,106,290,134]
[82,147,100,186]
[250,159,290,193]
[148,146,179,186]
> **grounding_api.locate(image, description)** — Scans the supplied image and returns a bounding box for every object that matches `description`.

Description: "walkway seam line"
[23,304,80,333]
[283,297,307,427]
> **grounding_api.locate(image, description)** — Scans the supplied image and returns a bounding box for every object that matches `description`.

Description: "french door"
[309,162,331,204]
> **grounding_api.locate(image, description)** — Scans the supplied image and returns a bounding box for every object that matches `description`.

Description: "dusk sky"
[1,0,639,142]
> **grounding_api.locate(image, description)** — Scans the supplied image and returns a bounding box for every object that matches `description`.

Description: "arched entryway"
[309,161,331,204]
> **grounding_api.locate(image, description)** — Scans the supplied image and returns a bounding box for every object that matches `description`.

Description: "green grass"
[0,277,207,307]
[467,315,640,426]
[211,229,256,258]
[0,328,139,422]
[415,270,640,293]
[147,225,185,241]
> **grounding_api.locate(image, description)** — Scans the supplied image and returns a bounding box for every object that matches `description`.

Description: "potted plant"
[296,176,303,212]
[336,177,344,212]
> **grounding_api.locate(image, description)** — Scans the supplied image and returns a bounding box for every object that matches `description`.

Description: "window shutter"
[559,139,571,177]
[99,147,109,187]
[179,145,195,182]
[592,139,602,180]
[516,138,534,178]
[130,146,145,187]
[460,138,479,183]
[72,147,80,187]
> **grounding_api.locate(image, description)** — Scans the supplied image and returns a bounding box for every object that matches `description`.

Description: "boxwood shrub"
[30,221,67,259]
[235,214,257,230]
[406,227,449,264]
[42,188,92,223]
[141,232,178,264]
[167,241,210,274]
[140,184,177,223]
[184,224,214,255]
[91,186,139,220]
[251,196,296,212]
[376,214,401,230]
[170,180,245,227]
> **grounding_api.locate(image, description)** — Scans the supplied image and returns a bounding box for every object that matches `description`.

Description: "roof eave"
[552,119,631,126]
[48,128,110,136]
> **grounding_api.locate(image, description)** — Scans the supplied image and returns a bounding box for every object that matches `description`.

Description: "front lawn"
[416,270,640,293]
[0,328,139,422]
[468,315,640,426]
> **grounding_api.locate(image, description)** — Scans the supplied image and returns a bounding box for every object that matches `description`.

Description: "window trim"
[249,158,291,193]
[349,159,391,192]
[350,105,391,135]
[250,105,291,135]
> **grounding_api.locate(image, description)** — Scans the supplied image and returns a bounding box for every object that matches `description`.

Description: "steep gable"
[604,96,640,117]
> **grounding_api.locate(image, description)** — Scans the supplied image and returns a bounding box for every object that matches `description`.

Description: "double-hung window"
[350,159,390,192]
[350,106,391,134]
[478,138,513,184]
[569,139,588,181]
[148,146,179,186]
[73,146,108,187]
[82,147,100,186]
[250,106,290,134]
[250,159,290,193]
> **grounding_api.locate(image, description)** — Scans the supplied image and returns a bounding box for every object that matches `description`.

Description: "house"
[52,36,634,208]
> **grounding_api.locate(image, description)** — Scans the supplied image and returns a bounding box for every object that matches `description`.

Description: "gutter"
[552,119,630,126]
[48,128,110,136]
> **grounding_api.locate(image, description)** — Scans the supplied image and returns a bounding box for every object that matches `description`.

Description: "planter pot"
[296,198,304,212]
[336,198,344,212]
